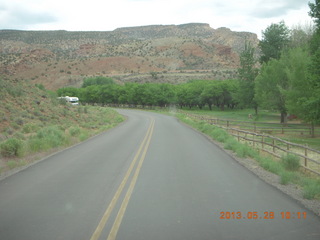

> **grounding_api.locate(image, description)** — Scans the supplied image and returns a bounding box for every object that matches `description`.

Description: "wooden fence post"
[272,139,275,153]
[304,144,308,167]
[253,134,255,147]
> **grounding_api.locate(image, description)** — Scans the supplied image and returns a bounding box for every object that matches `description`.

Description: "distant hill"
[0,23,259,90]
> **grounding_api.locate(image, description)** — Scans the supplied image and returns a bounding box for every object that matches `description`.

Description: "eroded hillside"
[0,23,259,90]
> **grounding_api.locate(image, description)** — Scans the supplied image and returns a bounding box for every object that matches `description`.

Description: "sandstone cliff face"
[0,23,259,90]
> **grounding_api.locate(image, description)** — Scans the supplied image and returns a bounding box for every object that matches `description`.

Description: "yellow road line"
[90,118,155,240]
[107,119,155,240]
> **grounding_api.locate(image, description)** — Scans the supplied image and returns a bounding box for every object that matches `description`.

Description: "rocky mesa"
[0,23,259,90]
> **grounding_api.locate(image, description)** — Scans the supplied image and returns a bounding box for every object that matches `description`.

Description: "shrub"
[224,138,238,150]
[0,138,24,157]
[22,123,39,133]
[28,138,49,152]
[36,126,68,148]
[281,154,300,171]
[210,127,229,143]
[69,126,81,137]
[79,130,89,141]
[15,118,24,126]
[303,179,320,199]
[279,170,295,185]
[258,156,283,174]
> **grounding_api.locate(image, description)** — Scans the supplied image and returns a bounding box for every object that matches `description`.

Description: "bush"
[69,126,81,137]
[303,179,320,199]
[258,156,283,174]
[36,126,68,148]
[281,154,300,171]
[28,138,49,152]
[279,170,295,185]
[210,127,229,143]
[22,123,39,133]
[224,138,238,150]
[0,138,24,157]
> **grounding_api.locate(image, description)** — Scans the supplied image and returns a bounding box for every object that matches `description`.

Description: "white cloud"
[0,0,314,38]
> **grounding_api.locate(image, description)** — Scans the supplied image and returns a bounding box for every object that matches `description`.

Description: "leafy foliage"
[259,21,291,63]
[82,76,115,88]
[309,0,320,28]
[237,41,258,110]
[255,57,288,123]
[57,79,240,110]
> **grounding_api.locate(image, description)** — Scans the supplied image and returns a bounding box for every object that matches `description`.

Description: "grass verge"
[177,113,320,200]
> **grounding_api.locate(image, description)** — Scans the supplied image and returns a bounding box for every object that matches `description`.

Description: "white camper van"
[58,96,79,105]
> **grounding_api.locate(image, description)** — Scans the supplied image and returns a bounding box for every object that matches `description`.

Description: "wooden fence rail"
[197,116,319,136]
[184,112,320,176]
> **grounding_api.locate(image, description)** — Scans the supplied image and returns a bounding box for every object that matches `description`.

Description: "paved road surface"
[0,109,319,240]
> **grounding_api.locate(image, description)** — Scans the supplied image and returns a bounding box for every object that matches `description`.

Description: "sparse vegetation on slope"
[0,77,124,175]
[0,24,258,90]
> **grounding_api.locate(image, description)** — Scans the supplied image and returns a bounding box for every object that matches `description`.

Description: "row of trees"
[57,77,239,110]
[237,1,320,133]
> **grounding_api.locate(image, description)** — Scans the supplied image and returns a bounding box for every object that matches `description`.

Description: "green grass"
[302,178,320,200]
[6,161,18,169]
[281,136,320,151]
[181,108,281,122]
[180,108,320,151]
[281,154,300,171]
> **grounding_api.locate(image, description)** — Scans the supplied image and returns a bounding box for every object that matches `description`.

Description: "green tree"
[82,76,115,88]
[200,82,222,110]
[238,41,259,113]
[289,23,314,48]
[216,80,239,110]
[309,0,320,28]
[304,0,320,135]
[81,85,101,104]
[154,84,176,107]
[283,47,319,136]
[255,58,289,123]
[259,21,291,63]
[56,87,80,97]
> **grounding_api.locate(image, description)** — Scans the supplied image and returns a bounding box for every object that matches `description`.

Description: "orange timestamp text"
[219,211,307,220]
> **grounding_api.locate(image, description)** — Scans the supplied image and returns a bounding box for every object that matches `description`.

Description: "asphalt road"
[0,109,319,240]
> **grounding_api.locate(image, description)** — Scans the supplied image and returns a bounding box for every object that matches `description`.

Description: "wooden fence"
[184,112,320,176]
[191,115,318,136]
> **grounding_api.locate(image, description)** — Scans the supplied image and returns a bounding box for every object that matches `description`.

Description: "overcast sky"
[0,0,315,39]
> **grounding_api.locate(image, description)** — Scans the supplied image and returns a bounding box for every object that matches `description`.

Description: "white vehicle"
[58,96,79,105]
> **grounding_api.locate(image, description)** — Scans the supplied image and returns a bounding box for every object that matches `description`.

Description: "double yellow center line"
[90,118,155,240]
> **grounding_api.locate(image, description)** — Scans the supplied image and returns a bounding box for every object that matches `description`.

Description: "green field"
[177,108,320,150]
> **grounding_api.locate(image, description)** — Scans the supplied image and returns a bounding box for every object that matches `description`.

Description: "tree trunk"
[311,122,315,138]
[280,112,287,124]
